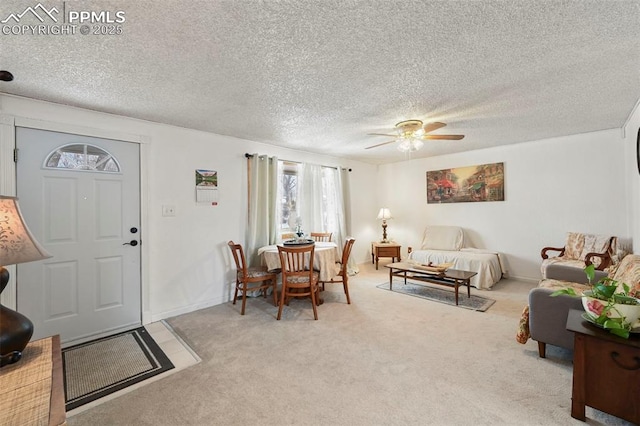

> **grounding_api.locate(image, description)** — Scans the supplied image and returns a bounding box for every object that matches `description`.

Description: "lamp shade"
[0,196,51,266]
[0,195,51,367]
[377,208,392,221]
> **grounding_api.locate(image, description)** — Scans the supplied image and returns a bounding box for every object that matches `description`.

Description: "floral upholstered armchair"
[540,232,618,279]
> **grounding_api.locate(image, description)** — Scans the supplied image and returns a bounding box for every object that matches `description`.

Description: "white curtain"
[298,163,325,235]
[334,167,358,275]
[246,154,278,267]
[297,163,358,275]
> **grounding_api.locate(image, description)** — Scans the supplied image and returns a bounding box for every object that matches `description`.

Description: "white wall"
[377,129,630,282]
[0,95,377,322]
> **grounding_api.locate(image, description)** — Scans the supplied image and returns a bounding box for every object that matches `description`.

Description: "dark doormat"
[377,282,496,311]
[62,327,174,411]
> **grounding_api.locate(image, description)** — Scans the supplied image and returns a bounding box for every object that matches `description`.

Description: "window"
[44,144,120,172]
[279,161,298,231]
[277,161,342,236]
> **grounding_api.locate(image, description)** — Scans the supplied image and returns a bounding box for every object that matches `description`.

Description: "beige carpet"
[67,262,633,425]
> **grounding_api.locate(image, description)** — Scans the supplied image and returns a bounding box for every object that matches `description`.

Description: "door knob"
[123,240,138,246]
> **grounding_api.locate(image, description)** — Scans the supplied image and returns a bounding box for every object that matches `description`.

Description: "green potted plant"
[551,264,640,338]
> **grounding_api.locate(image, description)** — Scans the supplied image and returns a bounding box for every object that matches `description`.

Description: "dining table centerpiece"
[292,216,304,239]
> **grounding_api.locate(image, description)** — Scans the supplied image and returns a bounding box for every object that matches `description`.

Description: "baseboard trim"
[507,274,539,284]
[149,298,222,323]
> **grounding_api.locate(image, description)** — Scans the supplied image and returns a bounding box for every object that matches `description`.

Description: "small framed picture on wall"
[195,169,219,205]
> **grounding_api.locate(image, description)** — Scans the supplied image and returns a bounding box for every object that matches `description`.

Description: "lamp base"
[0,351,22,367]
[0,267,34,368]
[381,221,388,244]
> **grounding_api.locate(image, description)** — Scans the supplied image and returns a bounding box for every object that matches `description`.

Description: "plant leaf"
[550,288,577,297]
[595,283,616,300]
[584,264,595,283]
[609,328,630,339]
[604,319,625,329]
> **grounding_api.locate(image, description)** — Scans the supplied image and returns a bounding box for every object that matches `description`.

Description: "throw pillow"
[563,232,585,259]
[579,234,612,268]
[420,226,464,251]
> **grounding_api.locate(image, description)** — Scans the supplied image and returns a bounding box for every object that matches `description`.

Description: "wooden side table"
[371,242,401,270]
[0,335,66,426]
[566,309,640,424]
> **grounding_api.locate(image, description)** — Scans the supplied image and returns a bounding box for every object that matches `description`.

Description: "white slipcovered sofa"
[408,226,504,289]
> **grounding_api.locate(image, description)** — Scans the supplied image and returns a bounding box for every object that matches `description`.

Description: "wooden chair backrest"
[341,238,356,267]
[311,232,332,242]
[278,244,315,286]
[228,241,247,274]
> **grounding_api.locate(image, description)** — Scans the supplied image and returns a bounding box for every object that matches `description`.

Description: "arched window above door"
[44,143,121,172]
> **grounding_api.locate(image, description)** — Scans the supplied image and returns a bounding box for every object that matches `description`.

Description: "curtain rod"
[244,153,352,172]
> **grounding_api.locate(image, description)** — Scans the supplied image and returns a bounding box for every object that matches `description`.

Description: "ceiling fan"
[366,120,464,152]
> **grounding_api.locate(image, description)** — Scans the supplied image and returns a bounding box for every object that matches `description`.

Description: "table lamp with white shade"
[377,208,392,243]
[0,195,52,367]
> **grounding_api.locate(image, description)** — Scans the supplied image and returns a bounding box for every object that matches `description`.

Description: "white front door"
[16,127,141,344]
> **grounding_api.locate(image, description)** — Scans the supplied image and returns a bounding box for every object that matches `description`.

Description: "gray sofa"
[516,257,640,358]
[528,264,607,357]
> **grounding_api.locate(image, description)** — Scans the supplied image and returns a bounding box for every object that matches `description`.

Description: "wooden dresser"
[0,335,66,426]
[566,309,640,424]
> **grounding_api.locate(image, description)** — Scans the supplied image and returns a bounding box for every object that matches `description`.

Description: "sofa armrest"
[528,287,583,351]
[584,251,612,271]
[541,246,565,260]
[544,263,608,283]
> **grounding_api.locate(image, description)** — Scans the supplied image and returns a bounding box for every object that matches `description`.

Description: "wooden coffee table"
[385,262,477,305]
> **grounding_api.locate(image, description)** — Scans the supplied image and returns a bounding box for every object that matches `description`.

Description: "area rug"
[377,282,496,312]
[62,327,174,411]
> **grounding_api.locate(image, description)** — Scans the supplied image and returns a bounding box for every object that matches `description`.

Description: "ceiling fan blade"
[423,134,465,140]
[422,122,447,133]
[365,140,396,149]
[367,133,396,137]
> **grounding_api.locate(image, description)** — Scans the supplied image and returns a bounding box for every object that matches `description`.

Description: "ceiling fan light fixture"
[397,138,411,152]
[396,138,423,152]
[365,119,463,151]
[394,120,427,152]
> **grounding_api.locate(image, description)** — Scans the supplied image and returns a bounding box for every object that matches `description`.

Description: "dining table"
[257,241,340,282]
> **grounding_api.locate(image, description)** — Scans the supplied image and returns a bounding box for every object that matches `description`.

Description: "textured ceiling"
[1,0,639,164]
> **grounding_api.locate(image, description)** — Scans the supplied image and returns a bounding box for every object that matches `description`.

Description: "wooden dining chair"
[310,232,332,242]
[277,244,320,320]
[320,238,355,304]
[228,241,278,315]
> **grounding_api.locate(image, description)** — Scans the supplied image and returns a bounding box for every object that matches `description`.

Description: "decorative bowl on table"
[581,290,640,329]
[413,262,454,273]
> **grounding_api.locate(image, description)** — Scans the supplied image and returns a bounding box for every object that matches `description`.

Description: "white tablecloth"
[258,242,340,282]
